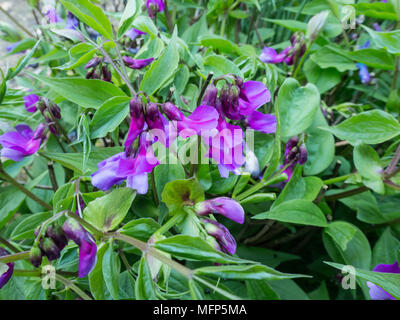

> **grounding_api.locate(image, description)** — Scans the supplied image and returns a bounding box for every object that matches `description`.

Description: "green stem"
[220,14,227,37]
[55,274,93,300]
[0,251,30,263]
[0,167,53,211]
[392,56,399,91]
[154,210,186,236]
[323,173,354,185]
[293,43,311,78]
[324,186,368,202]
[108,232,193,279]
[0,6,36,38]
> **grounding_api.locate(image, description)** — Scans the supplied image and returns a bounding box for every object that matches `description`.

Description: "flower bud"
[202,218,237,255]
[194,197,245,224]
[40,237,60,261]
[162,102,184,121]
[46,225,68,251]
[201,83,218,106]
[62,218,86,246]
[0,248,14,289]
[32,123,46,141]
[145,102,164,130]
[29,245,43,268]
[85,57,101,69]
[50,104,61,120]
[101,65,112,82]
[122,56,154,70]
[306,10,329,41]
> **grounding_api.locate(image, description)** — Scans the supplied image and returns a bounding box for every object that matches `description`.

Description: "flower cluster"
[282,136,307,180]
[85,57,112,82]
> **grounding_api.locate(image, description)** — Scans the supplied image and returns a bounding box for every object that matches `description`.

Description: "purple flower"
[123,56,154,69]
[367,261,400,300]
[23,94,39,113]
[146,0,165,18]
[0,248,14,289]
[260,32,305,66]
[46,8,62,24]
[0,123,45,161]
[125,28,146,40]
[66,12,79,30]
[92,133,159,194]
[62,218,97,278]
[201,218,237,255]
[246,110,277,134]
[282,136,307,180]
[357,63,371,84]
[194,197,245,224]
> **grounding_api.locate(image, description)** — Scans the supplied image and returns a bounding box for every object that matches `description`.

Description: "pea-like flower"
[62,218,97,278]
[201,218,237,255]
[23,94,39,113]
[0,248,14,289]
[0,123,46,161]
[123,56,154,69]
[146,0,165,18]
[282,136,307,180]
[194,197,245,224]
[367,261,400,300]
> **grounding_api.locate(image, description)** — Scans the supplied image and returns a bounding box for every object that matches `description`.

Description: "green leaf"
[41,147,123,175]
[246,280,280,300]
[277,78,320,139]
[117,0,140,38]
[324,110,400,145]
[253,199,328,227]
[354,3,398,20]
[154,235,253,264]
[263,18,307,32]
[304,59,342,94]
[347,49,395,70]
[311,46,357,72]
[153,164,185,204]
[362,25,400,54]
[194,264,309,281]
[161,179,204,212]
[89,96,130,139]
[203,54,242,78]
[140,29,180,95]
[199,36,240,55]
[55,43,96,71]
[10,212,52,240]
[0,186,26,229]
[132,15,159,38]
[7,39,41,80]
[60,0,113,40]
[372,228,400,267]
[83,188,135,232]
[27,72,127,110]
[120,218,161,241]
[325,261,400,299]
[304,108,335,175]
[135,257,157,299]
[89,242,110,300]
[102,242,121,299]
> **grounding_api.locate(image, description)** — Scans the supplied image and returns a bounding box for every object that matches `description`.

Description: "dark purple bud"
[201,84,218,106]
[162,102,184,121]
[298,144,307,165]
[40,238,60,261]
[145,102,164,130]
[201,218,237,255]
[0,248,14,289]
[85,57,101,69]
[32,123,46,140]
[29,245,43,268]
[46,225,68,251]
[101,65,112,82]
[123,56,154,69]
[50,104,61,120]
[62,218,86,246]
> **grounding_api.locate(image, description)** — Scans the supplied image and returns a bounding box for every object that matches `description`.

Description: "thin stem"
[0,6,36,38]
[197,72,214,106]
[98,46,136,96]
[324,186,368,202]
[55,274,93,300]
[391,56,399,91]
[108,232,193,279]
[0,237,20,253]
[0,167,53,211]
[151,171,160,207]
[385,143,400,175]
[164,0,174,32]
[0,251,30,264]
[47,162,59,191]
[293,43,311,78]
[323,173,354,185]
[154,210,186,236]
